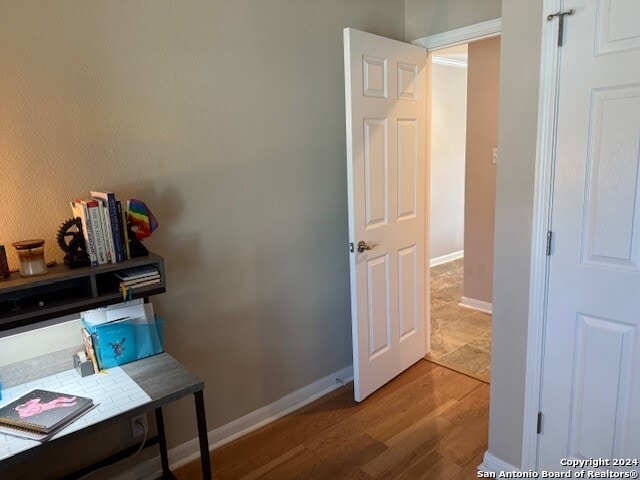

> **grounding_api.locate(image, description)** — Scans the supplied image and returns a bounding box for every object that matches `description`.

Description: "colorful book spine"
[83,200,108,265]
[91,191,125,262]
[71,200,98,266]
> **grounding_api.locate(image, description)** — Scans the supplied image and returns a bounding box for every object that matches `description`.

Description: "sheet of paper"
[81,299,143,328]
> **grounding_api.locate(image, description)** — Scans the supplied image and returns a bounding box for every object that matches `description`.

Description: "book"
[119,280,161,305]
[83,200,108,265]
[106,302,161,359]
[81,328,100,374]
[90,196,116,263]
[0,389,94,441]
[115,265,160,282]
[91,191,126,262]
[93,320,137,369]
[117,200,131,260]
[82,301,163,364]
[70,200,98,266]
[102,205,115,263]
[119,274,161,287]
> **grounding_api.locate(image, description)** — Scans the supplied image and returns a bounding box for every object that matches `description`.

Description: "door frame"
[411,20,501,364]
[415,4,574,471]
[415,14,563,472]
[520,0,563,471]
[412,18,501,50]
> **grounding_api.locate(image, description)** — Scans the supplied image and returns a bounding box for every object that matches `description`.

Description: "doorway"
[344,23,501,402]
[426,37,500,383]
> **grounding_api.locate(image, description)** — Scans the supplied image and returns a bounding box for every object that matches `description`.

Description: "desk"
[0,353,211,480]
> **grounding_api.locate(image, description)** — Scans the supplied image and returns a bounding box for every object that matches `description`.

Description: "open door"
[344,28,428,402]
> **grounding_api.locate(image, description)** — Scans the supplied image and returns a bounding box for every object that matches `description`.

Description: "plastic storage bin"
[86,316,165,370]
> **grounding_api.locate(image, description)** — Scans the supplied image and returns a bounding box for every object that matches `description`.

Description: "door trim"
[521,0,562,471]
[411,18,503,466]
[412,8,561,472]
[417,24,502,360]
[412,18,501,51]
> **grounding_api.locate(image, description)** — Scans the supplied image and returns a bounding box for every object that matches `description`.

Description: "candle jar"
[11,239,48,277]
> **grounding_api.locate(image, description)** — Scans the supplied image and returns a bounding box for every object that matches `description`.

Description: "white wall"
[429,50,467,261]
[0,1,405,476]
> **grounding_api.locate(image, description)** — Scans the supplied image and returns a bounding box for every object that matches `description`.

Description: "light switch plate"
[491,148,498,165]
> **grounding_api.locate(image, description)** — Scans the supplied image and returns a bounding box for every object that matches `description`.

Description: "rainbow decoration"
[127,199,158,240]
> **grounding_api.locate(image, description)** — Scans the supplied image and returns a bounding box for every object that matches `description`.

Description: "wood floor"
[175,361,488,480]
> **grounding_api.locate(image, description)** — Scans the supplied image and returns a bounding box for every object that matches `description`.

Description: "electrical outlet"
[130,414,147,438]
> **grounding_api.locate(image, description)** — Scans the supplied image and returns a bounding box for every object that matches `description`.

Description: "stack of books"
[70,191,132,266]
[115,265,161,295]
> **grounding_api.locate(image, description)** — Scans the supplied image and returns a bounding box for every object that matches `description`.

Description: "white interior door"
[344,28,427,402]
[539,0,640,469]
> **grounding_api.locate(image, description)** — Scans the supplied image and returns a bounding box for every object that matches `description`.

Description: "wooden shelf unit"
[0,253,165,332]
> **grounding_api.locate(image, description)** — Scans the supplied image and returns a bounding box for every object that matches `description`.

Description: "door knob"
[357,241,377,253]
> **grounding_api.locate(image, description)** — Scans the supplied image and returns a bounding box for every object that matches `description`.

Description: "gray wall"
[489,0,543,468]
[0,0,543,473]
[405,0,501,41]
[0,0,405,475]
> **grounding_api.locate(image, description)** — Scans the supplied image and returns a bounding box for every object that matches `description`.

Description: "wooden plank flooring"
[175,360,488,480]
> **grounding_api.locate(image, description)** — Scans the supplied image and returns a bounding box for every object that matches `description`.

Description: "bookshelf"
[0,253,165,332]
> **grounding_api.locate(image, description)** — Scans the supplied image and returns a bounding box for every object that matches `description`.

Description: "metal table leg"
[194,390,212,479]
[155,407,171,476]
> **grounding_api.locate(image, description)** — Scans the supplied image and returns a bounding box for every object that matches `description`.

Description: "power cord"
[76,417,148,479]
[130,418,149,459]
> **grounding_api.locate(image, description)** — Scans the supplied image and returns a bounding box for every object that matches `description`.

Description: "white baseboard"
[459,296,493,314]
[430,250,464,267]
[113,365,354,480]
[480,451,521,474]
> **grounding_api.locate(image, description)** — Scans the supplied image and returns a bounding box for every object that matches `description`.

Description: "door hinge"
[547,9,574,47]
[546,231,553,256]
[349,242,354,253]
[537,411,544,434]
